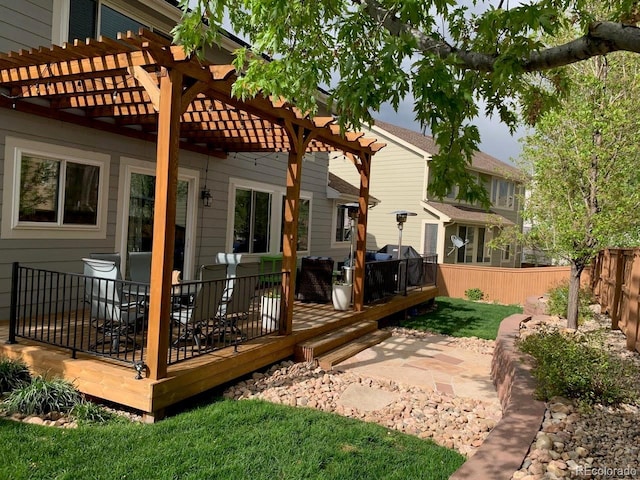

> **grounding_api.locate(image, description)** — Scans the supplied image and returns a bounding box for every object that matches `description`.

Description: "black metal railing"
[168,271,288,365]
[10,263,288,368]
[10,263,148,365]
[364,254,437,304]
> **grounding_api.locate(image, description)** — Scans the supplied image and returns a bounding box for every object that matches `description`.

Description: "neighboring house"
[0,0,369,319]
[330,120,524,267]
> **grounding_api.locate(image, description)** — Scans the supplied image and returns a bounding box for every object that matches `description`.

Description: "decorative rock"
[535,433,554,450]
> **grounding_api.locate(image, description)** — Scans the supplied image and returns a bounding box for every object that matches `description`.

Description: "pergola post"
[281,122,314,335]
[145,67,183,380]
[353,153,372,311]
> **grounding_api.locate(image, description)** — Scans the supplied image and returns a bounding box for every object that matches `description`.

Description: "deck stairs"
[294,320,391,370]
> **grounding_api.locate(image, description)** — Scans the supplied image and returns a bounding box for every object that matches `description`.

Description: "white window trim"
[330,200,352,249]
[1,136,110,240]
[226,177,312,258]
[114,157,199,280]
[420,220,442,260]
[491,178,516,211]
[52,0,70,45]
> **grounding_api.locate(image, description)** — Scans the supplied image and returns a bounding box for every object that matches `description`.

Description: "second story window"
[491,179,515,209]
[67,0,169,43]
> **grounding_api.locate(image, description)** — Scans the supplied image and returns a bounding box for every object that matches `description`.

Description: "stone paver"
[336,334,500,405]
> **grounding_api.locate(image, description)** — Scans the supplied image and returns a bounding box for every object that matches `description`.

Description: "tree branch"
[359,0,640,73]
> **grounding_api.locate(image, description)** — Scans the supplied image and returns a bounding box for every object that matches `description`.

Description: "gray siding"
[0,0,53,52]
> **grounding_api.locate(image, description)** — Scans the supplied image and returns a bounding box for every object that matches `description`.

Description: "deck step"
[316,329,392,370]
[295,320,379,362]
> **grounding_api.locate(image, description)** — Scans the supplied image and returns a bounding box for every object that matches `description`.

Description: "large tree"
[174,0,640,204]
[516,48,640,329]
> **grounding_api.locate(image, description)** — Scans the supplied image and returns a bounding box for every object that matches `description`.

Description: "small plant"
[547,281,594,322]
[71,400,120,425]
[0,357,31,394]
[3,375,82,415]
[518,328,638,406]
[464,288,485,302]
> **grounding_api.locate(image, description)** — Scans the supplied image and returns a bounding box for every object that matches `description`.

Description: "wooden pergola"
[0,29,384,380]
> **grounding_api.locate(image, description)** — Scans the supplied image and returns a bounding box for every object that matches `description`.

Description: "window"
[2,137,109,239]
[228,178,312,255]
[65,0,172,43]
[334,203,351,243]
[234,188,272,254]
[503,244,511,261]
[422,223,438,255]
[491,179,515,209]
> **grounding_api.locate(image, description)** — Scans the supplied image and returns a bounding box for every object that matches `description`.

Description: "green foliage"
[0,399,464,479]
[547,281,594,323]
[0,357,31,394]
[464,288,485,302]
[401,296,522,340]
[70,401,121,425]
[519,329,638,406]
[3,376,82,415]
[173,1,640,206]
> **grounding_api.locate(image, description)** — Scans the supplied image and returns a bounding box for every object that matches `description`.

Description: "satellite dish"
[447,235,470,256]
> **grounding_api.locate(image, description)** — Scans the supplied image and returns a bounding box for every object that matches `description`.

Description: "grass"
[401,297,523,340]
[0,399,464,479]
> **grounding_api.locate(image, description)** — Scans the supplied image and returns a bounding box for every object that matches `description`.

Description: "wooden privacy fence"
[437,264,575,306]
[590,248,640,351]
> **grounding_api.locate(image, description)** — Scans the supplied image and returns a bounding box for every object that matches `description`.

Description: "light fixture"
[390,210,417,259]
[201,187,212,207]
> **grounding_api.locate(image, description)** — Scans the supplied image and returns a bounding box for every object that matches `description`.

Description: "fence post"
[611,250,624,330]
[625,250,640,351]
[7,262,18,344]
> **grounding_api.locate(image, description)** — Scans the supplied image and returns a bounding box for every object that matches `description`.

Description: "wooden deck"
[0,286,437,420]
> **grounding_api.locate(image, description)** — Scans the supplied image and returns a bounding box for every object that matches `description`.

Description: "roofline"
[370,124,430,159]
[420,200,451,223]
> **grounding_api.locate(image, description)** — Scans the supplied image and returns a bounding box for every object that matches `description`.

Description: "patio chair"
[128,251,152,284]
[170,278,226,350]
[218,262,260,338]
[89,252,122,279]
[82,258,143,352]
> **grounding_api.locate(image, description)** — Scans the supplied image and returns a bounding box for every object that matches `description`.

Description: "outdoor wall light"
[201,188,212,208]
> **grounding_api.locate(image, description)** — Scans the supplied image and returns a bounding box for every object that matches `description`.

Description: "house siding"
[0,108,343,319]
[0,0,53,52]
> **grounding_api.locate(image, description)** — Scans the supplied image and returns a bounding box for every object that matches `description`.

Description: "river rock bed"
[512,314,640,479]
[224,330,501,457]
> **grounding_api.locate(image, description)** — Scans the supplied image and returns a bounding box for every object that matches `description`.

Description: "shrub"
[518,329,638,406]
[547,281,594,322]
[0,357,31,394]
[464,288,484,302]
[3,376,82,415]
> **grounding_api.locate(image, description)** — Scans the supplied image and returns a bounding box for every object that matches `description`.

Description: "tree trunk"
[567,262,584,330]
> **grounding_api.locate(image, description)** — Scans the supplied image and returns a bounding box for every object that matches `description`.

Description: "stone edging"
[451,314,545,480]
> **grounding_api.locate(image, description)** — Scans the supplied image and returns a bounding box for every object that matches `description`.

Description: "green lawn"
[0,398,464,480]
[401,297,523,340]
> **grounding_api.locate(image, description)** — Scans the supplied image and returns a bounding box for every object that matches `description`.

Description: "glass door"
[117,160,198,281]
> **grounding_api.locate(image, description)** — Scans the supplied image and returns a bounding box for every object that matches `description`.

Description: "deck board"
[0,286,437,417]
